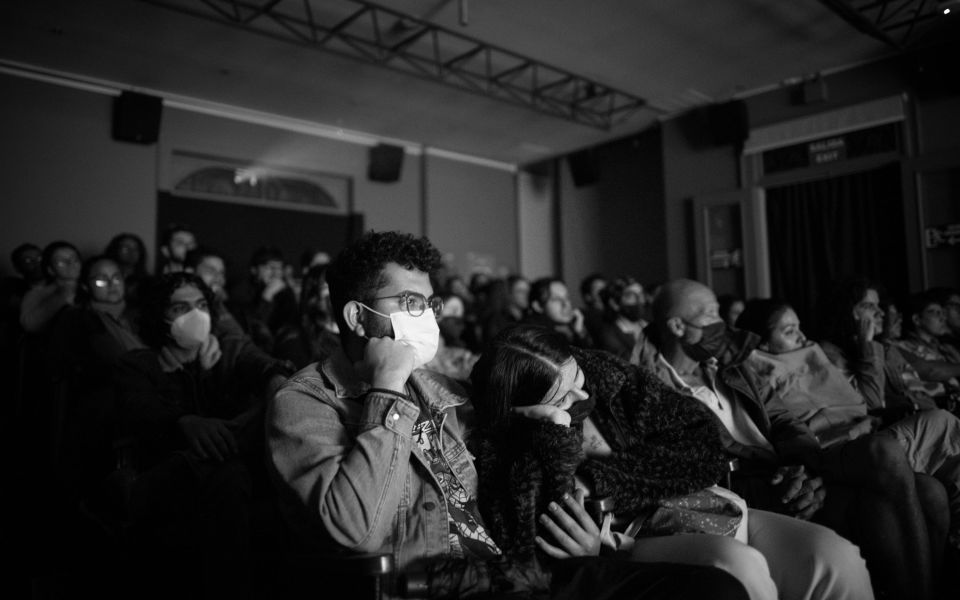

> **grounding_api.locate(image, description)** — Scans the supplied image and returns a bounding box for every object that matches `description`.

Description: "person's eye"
[197,300,209,311]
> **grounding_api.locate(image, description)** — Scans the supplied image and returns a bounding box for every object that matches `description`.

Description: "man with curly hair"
[266,231,752,600]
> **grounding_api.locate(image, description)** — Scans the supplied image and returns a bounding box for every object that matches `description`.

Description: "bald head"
[652,279,719,324]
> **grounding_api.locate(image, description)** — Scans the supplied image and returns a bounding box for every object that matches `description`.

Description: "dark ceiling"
[2,0,957,165]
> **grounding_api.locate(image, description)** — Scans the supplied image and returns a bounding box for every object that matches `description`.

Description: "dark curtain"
[765,163,908,336]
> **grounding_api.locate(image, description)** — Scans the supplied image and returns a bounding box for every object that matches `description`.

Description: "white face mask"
[360,304,440,369]
[170,308,211,349]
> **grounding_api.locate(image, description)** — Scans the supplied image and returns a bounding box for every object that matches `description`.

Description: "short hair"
[579,273,606,301]
[249,245,284,268]
[184,245,223,271]
[161,223,194,247]
[326,230,442,334]
[104,233,148,274]
[901,291,941,335]
[41,241,81,281]
[469,325,572,433]
[11,243,41,266]
[599,276,639,307]
[735,298,792,343]
[529,277,564,308]
[139,272,218,349]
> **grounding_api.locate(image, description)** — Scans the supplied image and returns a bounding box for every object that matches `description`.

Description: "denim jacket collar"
[321,348,466,411]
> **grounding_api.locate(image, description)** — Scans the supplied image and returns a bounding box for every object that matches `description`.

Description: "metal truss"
[818,0,946,49]
[139,0,649,130]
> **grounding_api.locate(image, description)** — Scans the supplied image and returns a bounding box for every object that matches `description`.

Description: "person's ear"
[160,246,170,259]
[666,317,685,338]
[531,299,544,314]
[343,301,365,336]
[912,313,921,328]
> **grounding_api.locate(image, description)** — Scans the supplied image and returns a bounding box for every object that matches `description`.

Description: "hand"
[770,465,825,520]
[177,415,239,462]
[261,278,286,302]
[536,489,603,558]
[362,336,417,393]
[570,308,586,334]
[513,404,571,427]
[857,316,876,344]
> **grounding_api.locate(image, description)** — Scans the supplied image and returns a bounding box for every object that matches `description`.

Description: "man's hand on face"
[363,336,418,393]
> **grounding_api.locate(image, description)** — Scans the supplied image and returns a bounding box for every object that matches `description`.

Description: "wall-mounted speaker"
[367,143,405,183]
[567,148,600,187]
[704,100,749,147]
[112,91,163,144]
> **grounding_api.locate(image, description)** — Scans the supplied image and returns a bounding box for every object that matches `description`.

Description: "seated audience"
[928,286,960,359]
[579,272,608,342]
[47,255,145,499]
[877,294,945,408]
[740,295,960,550]
[425,293,479,383]
[1,243,44,377]
[184,246,246,338]
[156,222,197,274]
[718,294,746,331]
[231,245,299,353]
[471,325,873,600]
[639,279,948,600]
[593,277,649,362]
[104,232,151,307]
[273,263,340,369]
[266,231,750,600]
[891,292,960,389]
[115,273,291,598]
[524,277,593,348]
[20,241,81,333]
[480,275,529,344]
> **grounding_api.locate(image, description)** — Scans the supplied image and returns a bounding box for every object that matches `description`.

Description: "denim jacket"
[266,348,477,571]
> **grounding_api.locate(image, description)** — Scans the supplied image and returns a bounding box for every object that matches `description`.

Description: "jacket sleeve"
[266,379,421,553]
[822,340,886,410]
[412,556,550,599]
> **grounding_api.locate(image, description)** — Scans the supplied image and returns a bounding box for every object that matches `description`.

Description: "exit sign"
[809,137,846,165]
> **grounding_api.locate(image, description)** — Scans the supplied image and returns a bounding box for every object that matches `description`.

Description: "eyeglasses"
[368,292,443,318]
[91,274,124,288]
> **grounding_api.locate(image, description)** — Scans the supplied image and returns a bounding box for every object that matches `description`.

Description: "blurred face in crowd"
[194,256,226,296]
[764,308,807,354]
[853,289,884,334]
[49,247,81,282]
[254,259,284,286]
[167,231,196,263]
[540,357,590,411]
[87,258,125,305]
[914,302,949,338]
[15,246,43,281]
[586,279,607,311]
[541,281,575,325]
[510,279,530,311]
[884,304,903,340]
[724,300,745,329]
[944,293,960,335]
[115,236,142,267]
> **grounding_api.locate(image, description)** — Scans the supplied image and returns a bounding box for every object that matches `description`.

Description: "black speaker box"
[705,100,749,147]
[112,91,163,144]
[567,148,600,187]
[367,144,405,183]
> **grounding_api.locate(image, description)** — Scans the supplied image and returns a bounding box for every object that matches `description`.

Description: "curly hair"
[139,272,218,349]
[326,230,442,332]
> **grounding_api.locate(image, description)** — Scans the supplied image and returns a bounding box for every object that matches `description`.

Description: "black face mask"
[620,304,644,323]
[567,396,597,424]
[680,320,728,362]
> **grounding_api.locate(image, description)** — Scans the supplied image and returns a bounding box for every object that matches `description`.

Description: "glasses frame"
[90,274,125,288]
[368,292,443,318]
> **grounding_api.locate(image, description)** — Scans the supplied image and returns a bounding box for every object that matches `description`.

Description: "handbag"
[623,485,747,543]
